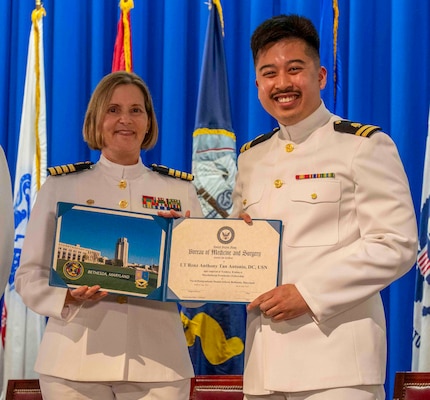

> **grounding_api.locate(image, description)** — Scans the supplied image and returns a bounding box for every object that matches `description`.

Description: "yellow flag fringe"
[120,0,134,72]
[31,6,46,191]
[333,0,339,102]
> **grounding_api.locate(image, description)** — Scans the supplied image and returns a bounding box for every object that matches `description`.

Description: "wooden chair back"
[190,375,243,400]
[6,380,42,400]
[393,372,430,400]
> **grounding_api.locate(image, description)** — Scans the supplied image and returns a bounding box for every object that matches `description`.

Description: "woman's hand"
[157,210,191,218]
[65,285,108,306]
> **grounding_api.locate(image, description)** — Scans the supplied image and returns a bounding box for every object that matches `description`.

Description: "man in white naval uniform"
[231,15,418,400]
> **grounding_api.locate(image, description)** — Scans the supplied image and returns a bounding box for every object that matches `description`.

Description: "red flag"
[112,0,134,72]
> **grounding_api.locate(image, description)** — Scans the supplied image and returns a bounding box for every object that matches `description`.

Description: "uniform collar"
[278,101,332,143]
[98,154,149,180]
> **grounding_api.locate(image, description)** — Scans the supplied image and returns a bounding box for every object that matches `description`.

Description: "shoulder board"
[240,127,280,153]
[151,164,194,181]
[334,120,381,138]
[48,161,94,176]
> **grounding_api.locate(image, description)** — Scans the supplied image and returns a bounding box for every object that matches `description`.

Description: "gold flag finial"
[212,0,225,37]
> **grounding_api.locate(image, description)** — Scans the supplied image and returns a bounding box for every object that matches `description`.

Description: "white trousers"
[39,374,191,400]
[244,385,385,400]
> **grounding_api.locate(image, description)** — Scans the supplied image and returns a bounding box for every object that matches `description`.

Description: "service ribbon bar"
[295,172,335,180]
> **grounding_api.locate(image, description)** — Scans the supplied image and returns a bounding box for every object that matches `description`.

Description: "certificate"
[50,202,168,299]
[166,218,281,303]
[50,202,281,303]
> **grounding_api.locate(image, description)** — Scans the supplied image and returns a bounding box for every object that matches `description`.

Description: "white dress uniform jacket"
[15,155,203,382]
[231,103,418,395]
[0,146,14,296]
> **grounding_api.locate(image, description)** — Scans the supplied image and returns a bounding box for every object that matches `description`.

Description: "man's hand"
[239,212,253,225]
[247,284,311,321]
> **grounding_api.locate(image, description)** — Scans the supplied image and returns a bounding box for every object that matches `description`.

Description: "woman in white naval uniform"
[15,71,203,400]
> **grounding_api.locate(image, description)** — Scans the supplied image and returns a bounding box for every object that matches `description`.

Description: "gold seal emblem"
[63,261,84,280]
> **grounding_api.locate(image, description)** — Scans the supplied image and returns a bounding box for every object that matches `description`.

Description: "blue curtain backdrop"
[0,0,429,398]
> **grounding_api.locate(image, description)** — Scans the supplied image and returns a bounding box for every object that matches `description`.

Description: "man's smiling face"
[255,38,327,126]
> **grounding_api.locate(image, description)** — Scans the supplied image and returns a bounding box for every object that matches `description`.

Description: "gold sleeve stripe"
[356,125,380,137]
[48,161,93,176]
[151,164,194,181]
[240,128,279,153]
[334,120,381,138]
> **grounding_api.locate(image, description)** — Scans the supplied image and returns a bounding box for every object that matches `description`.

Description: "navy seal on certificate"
[166,218,281,303]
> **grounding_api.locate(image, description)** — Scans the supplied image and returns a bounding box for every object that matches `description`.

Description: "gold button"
[274,179,283,188]
[118,180,127,189]
[285,143,294,153]
[86,199,95,205]
[117,296,128,304]
[243,199,247,206]
[119,200,128,208]
[311,193,317,199]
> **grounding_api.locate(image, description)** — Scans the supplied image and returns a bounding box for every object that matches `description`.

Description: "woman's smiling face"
[101,84,150,165]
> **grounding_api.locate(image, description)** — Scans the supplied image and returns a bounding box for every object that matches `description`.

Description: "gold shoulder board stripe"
[48,161,94,176]
[151,164,194,181]
[240,127,279,153]
[334,120,381,138]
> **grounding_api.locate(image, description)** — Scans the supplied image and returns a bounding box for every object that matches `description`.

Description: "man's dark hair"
[251,14,320,65]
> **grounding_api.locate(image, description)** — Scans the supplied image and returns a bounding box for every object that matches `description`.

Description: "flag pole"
[0,1,47,396]
[184,0,245,377]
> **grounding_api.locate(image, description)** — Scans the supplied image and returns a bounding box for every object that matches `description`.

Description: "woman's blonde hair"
[83,71,158,150]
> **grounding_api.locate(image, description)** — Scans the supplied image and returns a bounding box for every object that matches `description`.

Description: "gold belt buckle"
[116,296,128,304]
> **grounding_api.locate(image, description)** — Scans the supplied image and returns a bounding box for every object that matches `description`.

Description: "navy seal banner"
[186,0,246,376]
[191,0,236,218]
